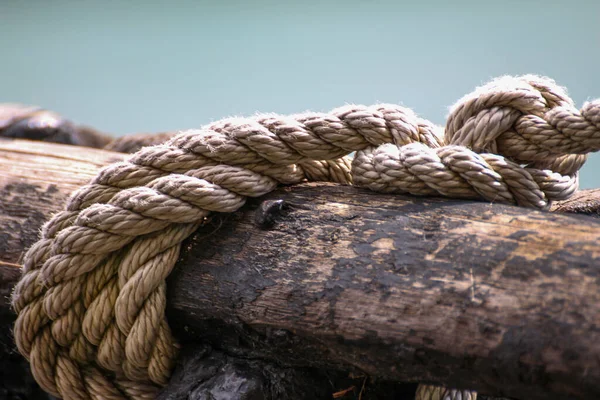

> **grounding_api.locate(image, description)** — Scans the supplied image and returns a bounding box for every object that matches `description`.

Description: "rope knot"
[10,75,600,399]
[353,75,600,208]
[446,75,600,174]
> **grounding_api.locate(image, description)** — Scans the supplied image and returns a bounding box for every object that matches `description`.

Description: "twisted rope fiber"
[11,75,600,399]
[415,384,476,400]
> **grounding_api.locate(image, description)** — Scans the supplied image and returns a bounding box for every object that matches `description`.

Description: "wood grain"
[1,139,599,399]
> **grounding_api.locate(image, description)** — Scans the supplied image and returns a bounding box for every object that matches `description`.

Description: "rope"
[103,132,178,154]
[416,384,477,400]
[10,75,600,399]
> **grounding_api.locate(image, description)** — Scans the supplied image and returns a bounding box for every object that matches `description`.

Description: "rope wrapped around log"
[10,75,600,400]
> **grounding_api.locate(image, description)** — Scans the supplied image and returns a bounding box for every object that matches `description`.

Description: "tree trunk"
[1,139,599,400]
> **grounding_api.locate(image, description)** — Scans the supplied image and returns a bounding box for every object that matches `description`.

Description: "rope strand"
[11,75,600,399]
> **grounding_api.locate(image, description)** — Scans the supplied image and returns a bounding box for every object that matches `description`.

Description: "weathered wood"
[0,103,113,148]
[0,103,178,154]
[551,188,600,217]
[157,343,417,400]
[1,139,600,400]
[165,184,600,400]
[0,139,127,399]
[0,140,421,399]
[0,139,126,285]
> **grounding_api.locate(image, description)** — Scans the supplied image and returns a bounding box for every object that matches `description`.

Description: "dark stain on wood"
[1,140,600,399]
[167,183,600,400]
[0,181,60,265]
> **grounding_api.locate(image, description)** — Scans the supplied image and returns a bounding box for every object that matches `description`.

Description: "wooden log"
[1,139,600,400]
[0,103,113,148]
[0,103,178,154]
[551,188,600,217]
[0,139,125,283]
[166,184,600,400]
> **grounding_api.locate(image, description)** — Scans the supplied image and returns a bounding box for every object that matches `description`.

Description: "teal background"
[1,0,599,187]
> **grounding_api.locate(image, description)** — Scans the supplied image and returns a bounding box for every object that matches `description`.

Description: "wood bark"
[0,103,113,148]
[1,139,600,400]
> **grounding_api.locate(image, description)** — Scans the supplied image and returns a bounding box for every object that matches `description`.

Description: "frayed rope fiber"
[11,75,600,399]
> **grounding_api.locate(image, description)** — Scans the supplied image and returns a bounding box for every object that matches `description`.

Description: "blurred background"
[1,0,599,187]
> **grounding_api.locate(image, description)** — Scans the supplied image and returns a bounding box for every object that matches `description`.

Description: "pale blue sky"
[1,0,599,187]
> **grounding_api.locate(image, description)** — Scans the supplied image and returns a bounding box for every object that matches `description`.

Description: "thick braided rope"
[11,75,600,399]
[416,384,477,400]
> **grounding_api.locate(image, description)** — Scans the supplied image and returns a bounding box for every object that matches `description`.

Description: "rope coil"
[11,75,600,399]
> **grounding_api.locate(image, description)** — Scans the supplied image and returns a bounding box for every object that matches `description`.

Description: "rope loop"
[11,75,600,399]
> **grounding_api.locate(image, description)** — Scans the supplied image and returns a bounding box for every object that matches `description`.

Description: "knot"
[10,75,600,399]
[446,75,600,173]
[353,75,597,208]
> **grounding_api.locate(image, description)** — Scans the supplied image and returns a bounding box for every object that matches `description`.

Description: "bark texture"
[1,139,599,399]
[0,103,112,148]
[166,183,600,400]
